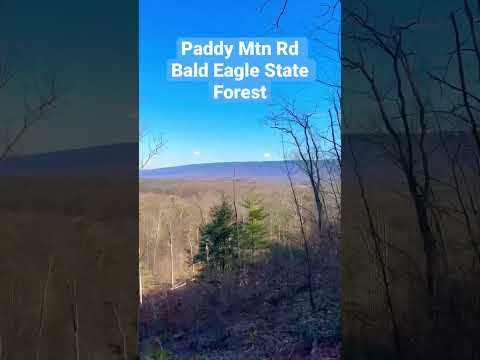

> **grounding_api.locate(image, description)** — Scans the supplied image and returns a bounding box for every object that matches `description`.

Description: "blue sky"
[140,0,340,168]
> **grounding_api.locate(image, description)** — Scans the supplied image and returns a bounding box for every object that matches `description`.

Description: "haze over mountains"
[140,161,304,181]
[0,143,138,177]
[0,143,340,181]
[140,160,340,181]
[2,131,471,181]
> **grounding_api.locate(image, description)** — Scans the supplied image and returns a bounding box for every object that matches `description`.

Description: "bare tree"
[259,0,289,29]
[342,4,439,307]
[67,280,80,360]
[341,1,480,356]
[167,221,175,289]
[282,139,316,313]
[232,167,241,262]
[269,102,327,237]
[187,224,196,276]
[348,139,403,358]
[139,129,166,304]
[0,48,62,161]
[139,129,166,170]
[428,1,480,266]
[36,255,54,360]
[152,212,162,272]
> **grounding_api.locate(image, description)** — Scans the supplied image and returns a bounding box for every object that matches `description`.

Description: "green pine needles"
[195,195,269,272]
[195,198,237,272]
[239,196,268,259]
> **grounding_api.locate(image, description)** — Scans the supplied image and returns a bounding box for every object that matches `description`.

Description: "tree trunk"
[168,224,174,289]
[188,225,195,276]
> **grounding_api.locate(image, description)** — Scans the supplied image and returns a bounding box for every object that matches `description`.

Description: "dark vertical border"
[342,0,480,359]
[0,1,139,359]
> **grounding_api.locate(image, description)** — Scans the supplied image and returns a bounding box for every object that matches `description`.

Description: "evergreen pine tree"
[240,196,268,259]
[195,198,236,272]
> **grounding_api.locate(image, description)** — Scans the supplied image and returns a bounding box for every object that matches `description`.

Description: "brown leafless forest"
[137,1,344,358]
[139,176,341,359]
[341,1,480,359]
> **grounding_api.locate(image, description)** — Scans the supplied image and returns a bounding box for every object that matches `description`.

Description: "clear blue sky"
[140,0,340,168]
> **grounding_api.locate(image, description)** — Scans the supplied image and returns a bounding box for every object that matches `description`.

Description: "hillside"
[0,147,341,182]
[0,143,137,177]
[140,160,338,181]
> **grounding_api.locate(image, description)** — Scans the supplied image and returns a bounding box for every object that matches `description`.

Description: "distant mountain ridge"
[0,144,339,180]
[0,143,137,177]
[140,160,338,181]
